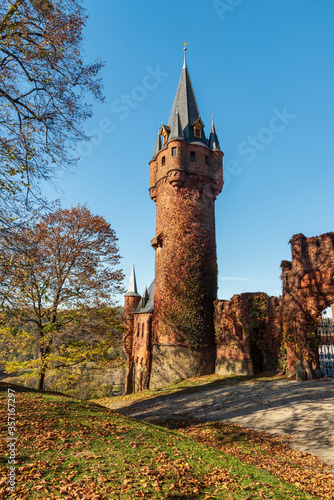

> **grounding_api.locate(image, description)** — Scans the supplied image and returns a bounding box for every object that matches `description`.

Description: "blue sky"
[45,0,334,304]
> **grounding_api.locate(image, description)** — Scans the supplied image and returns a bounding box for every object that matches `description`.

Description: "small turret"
[151,132,162,161]
[141,286,149,308]
[208,116,221,151]
[124,264,141,394]
[169,107,185,141]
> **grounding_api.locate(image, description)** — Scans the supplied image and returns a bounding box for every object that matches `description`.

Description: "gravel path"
[106,378,334,468]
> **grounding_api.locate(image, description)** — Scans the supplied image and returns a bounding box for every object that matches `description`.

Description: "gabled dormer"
[159,125,170,145]
[193,117,205,140]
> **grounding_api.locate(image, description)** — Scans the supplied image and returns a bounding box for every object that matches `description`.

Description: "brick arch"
[281,232,334,373]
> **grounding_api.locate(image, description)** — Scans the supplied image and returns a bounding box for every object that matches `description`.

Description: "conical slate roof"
[208,117,221,151]
[125,264,140,297]
[133,281,155,314]
[167,54,207,145]
[169,106,185,141]
[151,132,162,161]
[151,51,221,154]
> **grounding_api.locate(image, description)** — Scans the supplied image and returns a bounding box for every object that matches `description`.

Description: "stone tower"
[149,50,224,388]
[123,264,141,394]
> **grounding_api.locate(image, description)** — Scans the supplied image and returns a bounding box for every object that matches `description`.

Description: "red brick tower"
[149,50,224,387]
[123,264,141,393]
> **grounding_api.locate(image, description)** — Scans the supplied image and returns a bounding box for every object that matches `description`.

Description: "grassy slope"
[95,373,334,500]
[96,373,287,408]
[0,381,327,500]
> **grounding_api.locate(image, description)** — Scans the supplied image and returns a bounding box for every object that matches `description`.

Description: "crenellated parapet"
[149,137,223,201]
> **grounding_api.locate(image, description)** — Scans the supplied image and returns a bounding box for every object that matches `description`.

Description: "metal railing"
[318,319,334,377]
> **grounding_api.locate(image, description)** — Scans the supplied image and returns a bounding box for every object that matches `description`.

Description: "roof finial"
[183,42,188,69]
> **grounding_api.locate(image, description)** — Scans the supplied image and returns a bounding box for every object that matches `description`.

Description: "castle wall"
[281,232,334,374]
[214,293,282,376]
[149,344,216,389]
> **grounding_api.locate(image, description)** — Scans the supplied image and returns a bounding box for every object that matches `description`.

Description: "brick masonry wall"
[281,232,334,373]
[123,294,141,394]
[123,294,141,359]
[149,139,223,348]
[215,293,282,376]
[131,312,153,392]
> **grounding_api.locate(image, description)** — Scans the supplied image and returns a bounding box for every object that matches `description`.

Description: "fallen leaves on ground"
[162,418,334,500]
[0,389,321,499]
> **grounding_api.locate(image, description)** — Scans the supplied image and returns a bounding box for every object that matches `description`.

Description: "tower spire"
[167,45,206,144]
[208,115,221,151]
[125,264,139,296]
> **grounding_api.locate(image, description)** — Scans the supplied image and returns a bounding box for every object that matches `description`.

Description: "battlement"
[149,139,223,200]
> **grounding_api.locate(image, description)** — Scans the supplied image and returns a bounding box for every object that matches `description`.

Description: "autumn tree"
[0,205,124,390]
[0,0,104,225]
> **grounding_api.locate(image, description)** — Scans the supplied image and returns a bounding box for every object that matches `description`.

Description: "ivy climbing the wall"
[154,186,217,347]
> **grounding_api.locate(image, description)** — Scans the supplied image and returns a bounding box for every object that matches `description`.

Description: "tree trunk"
[38,370,46,391]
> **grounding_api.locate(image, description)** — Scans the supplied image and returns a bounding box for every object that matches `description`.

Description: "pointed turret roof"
[208,116,221,151]
[133,281,155,314]
[125,264,140,297]
[151,49,222,154]
[169,106,185,141]
[167,52,206,145]
[151,131,162,160]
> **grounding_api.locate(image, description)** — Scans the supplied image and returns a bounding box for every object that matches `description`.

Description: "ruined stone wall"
[215,293,282,376]
[281,232,334,373]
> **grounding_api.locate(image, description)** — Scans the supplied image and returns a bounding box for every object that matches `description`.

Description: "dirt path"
[105,378,334,468]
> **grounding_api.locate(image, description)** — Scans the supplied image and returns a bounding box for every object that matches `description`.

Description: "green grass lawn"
[0,381,327,499]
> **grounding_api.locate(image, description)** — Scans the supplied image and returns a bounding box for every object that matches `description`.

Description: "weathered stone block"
[296,369,307,381]
[149,344,216,389]
[215,357,252,376]
[303,360,313,380]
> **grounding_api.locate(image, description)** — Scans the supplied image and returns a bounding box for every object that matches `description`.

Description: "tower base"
[149,344,216,389]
